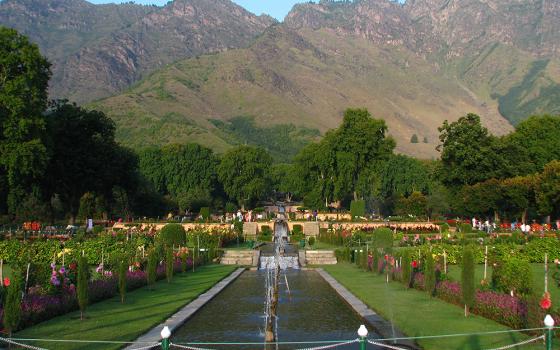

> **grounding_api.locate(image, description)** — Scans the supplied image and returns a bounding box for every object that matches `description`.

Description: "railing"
[3,324,557,350]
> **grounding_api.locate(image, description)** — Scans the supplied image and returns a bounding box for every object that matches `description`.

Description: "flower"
[59,267,66,274]
[51,263,56,269]
[3,277,10,287]
[411,260,418,269]
[540,292,552,310]
[69,262,77,271]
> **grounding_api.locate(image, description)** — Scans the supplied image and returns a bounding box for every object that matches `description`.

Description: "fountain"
[261,218,298,343]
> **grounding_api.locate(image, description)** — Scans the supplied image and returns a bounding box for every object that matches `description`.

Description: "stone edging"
[315,268,419,350]
[124,267,245,349]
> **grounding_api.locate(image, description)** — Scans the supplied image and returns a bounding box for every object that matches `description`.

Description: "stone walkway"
[124,268,245,349]
[316,268,419,349]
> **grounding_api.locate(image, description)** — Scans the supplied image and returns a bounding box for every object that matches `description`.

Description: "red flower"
[3,277,10,287]
[540,292,552,310]
[411,260,418,269]
[69,262,77,271]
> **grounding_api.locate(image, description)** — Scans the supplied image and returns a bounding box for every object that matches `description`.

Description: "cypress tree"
[180,250,188,273]
[77,255,89,320]
[462,246,475,317]
[147,250,157,289]
[402,250,411,288]
[119,258,127,303]
[424,253,436,297]
[3,275,21,336]
[166,247,174,283]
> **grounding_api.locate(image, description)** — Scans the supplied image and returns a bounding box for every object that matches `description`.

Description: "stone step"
[220,258,253,265]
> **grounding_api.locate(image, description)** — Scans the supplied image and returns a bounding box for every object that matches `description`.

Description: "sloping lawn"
[324,263,553,350]
[15,265,237,350]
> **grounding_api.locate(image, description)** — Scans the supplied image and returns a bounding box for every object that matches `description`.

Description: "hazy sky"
[87,0,311,20]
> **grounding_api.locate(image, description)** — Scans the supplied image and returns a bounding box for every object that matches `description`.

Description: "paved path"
[316,268,419,349]
[124,268,245,349]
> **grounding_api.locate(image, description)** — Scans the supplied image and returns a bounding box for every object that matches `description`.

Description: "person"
[472,217,477,229]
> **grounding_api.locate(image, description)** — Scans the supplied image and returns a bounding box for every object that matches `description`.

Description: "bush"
[292,225,303,235]
[373,228,393,252]
[147,251,157,288]
[440,223,450,232]
[165,247,174,283]
[225,202,237,213]
[458,223,475,234]
[492,256,533,296]
[199,207,210,221]
[462,246,475,316]
[308,236,315,246]
[401,250,412,288]
[350,200,366,218]
[118,258,127,303]
[424,253,436,297]
[3,275,21,335]
[77,255,88,320]
[160,224,186,247]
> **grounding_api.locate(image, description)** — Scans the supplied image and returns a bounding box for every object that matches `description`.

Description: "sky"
[87,0,311,21]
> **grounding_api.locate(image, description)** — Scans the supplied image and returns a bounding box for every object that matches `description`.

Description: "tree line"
[1,27,559,224]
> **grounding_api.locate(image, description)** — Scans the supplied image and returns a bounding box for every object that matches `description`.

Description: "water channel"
[172,269,382,349]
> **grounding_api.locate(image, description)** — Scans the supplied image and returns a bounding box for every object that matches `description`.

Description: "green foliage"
[77,255,89,320]
[165,247,173,283]
[378,155,432,199]
[424,253,436,297]
[491,256,533,296]
[461,246,475,312]
[199,207,210,221]
[350,200,366,218]
[225,202,237,213]
[159,223,186,247]
[373,228,393,251]
[0,27,51,215]
[147,250,157,288]
[308,236,316,246]
[210,116,319,162]
[217,145,272,209]
[401,250,412,288]
[395,192,427,217]
[3,274,21,335]
[535,160,560,216]
[118,258,127,303]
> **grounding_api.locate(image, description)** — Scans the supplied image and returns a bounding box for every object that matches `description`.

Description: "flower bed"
[0,259,190,332]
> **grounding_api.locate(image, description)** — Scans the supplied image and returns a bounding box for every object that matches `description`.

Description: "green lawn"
[324,263,553,350]
[15,265,237,350]
[447,264,560,301]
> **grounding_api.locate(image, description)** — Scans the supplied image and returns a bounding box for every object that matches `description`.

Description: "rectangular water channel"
[172,269,383,349]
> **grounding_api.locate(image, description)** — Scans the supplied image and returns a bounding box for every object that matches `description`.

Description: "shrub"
[292,225,303,235]
[165,247,174,283]
[118,258,127,303]
[199,207,210,221]
[462,246,475,316]
[147,251,157,288]
[308,236,315,246]
[492,256,533,296]
[350,200,366,218]
[159,224,186,247]
[373,228,393,252]
[401,250,412,288]
[424,253,436,297]
[3,275,21,335]
[439,223,450,232]
[458,223,474,233]
[77,255,88,320]
[225,202,237,213]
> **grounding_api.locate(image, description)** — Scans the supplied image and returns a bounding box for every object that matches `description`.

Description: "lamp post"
[161,326,171,350]
[357,325,368,350]
[545,314,554,350]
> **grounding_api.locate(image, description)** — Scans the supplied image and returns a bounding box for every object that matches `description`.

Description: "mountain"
[2,0,560,159]
[0,0,275,102]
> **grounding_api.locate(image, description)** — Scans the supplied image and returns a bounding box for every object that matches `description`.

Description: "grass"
[324,263,552,350]
[16,265,237,350]
[447,263,560,301]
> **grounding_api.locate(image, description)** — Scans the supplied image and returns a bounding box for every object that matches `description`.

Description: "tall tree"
[437,114,505,187]
[217,146,272,209]
[43,101,135,222]
[507,115,560,173]
[0,27,51,214]
[535,160,560,219]
[462,246,475,317]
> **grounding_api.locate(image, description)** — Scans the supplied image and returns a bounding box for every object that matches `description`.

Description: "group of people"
[471,218,497,234]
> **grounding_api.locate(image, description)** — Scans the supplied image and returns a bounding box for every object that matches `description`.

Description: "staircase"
[304,250,337,265]
[220,250,257,266]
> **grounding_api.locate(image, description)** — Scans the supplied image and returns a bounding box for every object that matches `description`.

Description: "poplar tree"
[462,246,475,317]
[119,258,127,303]
[77,255,89,320]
